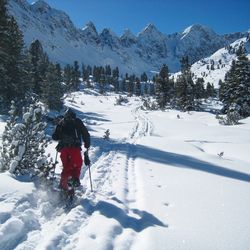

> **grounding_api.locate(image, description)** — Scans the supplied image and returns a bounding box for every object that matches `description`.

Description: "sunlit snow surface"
[0,89,250,250]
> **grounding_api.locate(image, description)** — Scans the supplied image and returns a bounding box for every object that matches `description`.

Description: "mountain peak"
[138,23,164,39]
[100,28,118,38]
[85,21,96,29]
[182,24,216,38]
[100,28,120,49]
[81,21,99,44]
[31,0,51,13]
[138,23,165,43]
[82,21,98,33]
[142,23,159,33]
[120,29,137,47]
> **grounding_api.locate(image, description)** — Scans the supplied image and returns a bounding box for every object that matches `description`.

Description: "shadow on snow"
[91,136,250,183]
[79,198,167,232]
[135,144,250,183]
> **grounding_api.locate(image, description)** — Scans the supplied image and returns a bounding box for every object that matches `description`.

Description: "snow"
[0,89,250,249]
[190,37,250,88]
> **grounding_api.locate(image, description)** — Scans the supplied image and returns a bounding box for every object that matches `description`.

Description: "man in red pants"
[52,108,90,193]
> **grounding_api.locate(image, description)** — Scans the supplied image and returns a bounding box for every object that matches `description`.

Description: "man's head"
[64,108,76,120]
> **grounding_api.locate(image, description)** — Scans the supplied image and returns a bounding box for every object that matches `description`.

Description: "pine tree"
[42,63,63,110]
[72,61,81,91]
[63,64,73,91]
[82,64,89,81]
[206,82,216,98]
[27,39,49,96]
[127,74,135,96]
[0,102,53,177]
[0,0,9,99]
[87,65,92,76]
[141,72,148,95]
[6,17,26,98]
[93,65,101,83]
[99,67,106,94]
[0,0,8,58]
[155,64,173,109]
[135,77,141,96]
[218,79,226,100]
[194,77,205,99]
[55,63,62,83]
[151,75,157,95]
[234,46,250,117]
[83,64,92,88]
[221,60,237,111]
[221,45,250,117]
[112,66,119,79]
[112,66,119,92]
[141,72,148,83]
[105,65,112,78]
[176,56,195,111]
[0,3,26,111]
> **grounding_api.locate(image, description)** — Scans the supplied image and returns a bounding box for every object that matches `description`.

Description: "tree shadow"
[134,144,250,183]
[80,198,167,232]
[75,111,111,124]
[89,136,250,183]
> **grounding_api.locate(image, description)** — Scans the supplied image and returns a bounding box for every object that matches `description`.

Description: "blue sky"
[28,0,250,36]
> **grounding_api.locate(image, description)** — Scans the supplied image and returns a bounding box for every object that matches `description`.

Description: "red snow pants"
[60,147,83,190]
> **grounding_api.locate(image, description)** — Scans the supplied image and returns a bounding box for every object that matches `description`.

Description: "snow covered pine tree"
[0,101,53,178]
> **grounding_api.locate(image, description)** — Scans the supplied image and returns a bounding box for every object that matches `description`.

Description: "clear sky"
[28,0,250,36]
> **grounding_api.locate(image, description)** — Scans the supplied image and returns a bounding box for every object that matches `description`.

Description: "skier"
[52,108,90,194]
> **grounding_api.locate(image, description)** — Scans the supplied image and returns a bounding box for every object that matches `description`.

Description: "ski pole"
[88,163,93,192]
[84,150,93,192]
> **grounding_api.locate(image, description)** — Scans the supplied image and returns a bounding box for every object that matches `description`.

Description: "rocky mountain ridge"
[7,0,250,75]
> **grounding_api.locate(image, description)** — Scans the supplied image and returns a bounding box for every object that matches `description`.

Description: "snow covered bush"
[115,95,128,105]
[217,106,242,125]
[0,101,53,177]
[225,110,242,125]
[103,129,110,140]
[141,97,158,110]
[0,101,18,172]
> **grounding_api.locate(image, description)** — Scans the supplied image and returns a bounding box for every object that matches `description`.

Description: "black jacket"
[52,117,90,151]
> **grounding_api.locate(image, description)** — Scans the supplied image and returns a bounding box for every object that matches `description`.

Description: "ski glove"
[84,151,91,166]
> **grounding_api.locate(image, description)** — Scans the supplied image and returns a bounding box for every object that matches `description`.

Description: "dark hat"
[64,108,76,119]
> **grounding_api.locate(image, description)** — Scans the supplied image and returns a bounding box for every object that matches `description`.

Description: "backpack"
[54,118,82,151]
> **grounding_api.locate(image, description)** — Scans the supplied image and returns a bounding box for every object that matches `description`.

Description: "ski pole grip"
[84,151,91,166]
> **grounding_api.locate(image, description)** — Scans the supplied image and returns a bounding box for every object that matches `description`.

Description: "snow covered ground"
[0,89,250,250]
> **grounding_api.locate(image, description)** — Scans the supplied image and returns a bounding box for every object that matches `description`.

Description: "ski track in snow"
[82,104,154,249]
[115,105,154,247]
[0,100,154,250]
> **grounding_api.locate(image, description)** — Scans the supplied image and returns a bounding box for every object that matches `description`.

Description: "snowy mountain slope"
[0,88,250,250]
[7,0,249,74]
[177,24,226,63]
[191,36,250,88]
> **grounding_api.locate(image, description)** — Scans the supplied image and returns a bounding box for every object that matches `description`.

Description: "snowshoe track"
[0,103,154,250]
